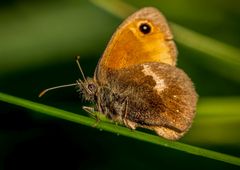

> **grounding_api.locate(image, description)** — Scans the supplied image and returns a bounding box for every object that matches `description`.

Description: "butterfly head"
[77,78,98,102]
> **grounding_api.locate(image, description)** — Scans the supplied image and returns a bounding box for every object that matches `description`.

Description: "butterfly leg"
[122,97,136,130]
[82,106,100,127]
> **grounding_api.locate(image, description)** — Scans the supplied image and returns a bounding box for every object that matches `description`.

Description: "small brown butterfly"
[40,7,198,140]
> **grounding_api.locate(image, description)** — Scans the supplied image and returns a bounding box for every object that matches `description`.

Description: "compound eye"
[88,84,96,92]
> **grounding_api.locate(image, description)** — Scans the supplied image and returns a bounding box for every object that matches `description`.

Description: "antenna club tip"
[38,90,46,98]
[75,56,80,60]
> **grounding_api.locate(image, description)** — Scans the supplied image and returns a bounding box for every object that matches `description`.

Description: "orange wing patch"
[97,7,177,71]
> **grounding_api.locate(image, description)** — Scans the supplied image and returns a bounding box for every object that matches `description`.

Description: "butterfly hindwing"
[96,62,197,140]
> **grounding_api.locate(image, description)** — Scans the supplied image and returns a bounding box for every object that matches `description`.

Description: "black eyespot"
[139,23,151,34]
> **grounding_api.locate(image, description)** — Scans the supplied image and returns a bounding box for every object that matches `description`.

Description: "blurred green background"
[0,0,240,169]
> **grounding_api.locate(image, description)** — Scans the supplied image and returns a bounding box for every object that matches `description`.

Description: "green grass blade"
[90,0,240,83]
[197,97,240,117]
[0,92,240,166]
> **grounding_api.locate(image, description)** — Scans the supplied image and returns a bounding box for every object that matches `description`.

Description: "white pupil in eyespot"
[139,23,151,34]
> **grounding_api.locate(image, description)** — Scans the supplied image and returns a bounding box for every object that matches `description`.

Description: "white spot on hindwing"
[142,64,166,93]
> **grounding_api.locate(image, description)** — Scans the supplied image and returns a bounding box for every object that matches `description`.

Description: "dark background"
[0,0,240,169]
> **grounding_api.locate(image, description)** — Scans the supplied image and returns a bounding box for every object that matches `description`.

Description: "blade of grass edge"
[89,0,240,83]
[0,92,240,166]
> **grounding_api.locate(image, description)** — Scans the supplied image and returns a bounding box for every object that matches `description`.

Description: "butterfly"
[40,7,198,140]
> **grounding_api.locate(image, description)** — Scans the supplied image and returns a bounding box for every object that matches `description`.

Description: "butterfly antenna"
[75,56,87,82]
[38,83,77,97]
